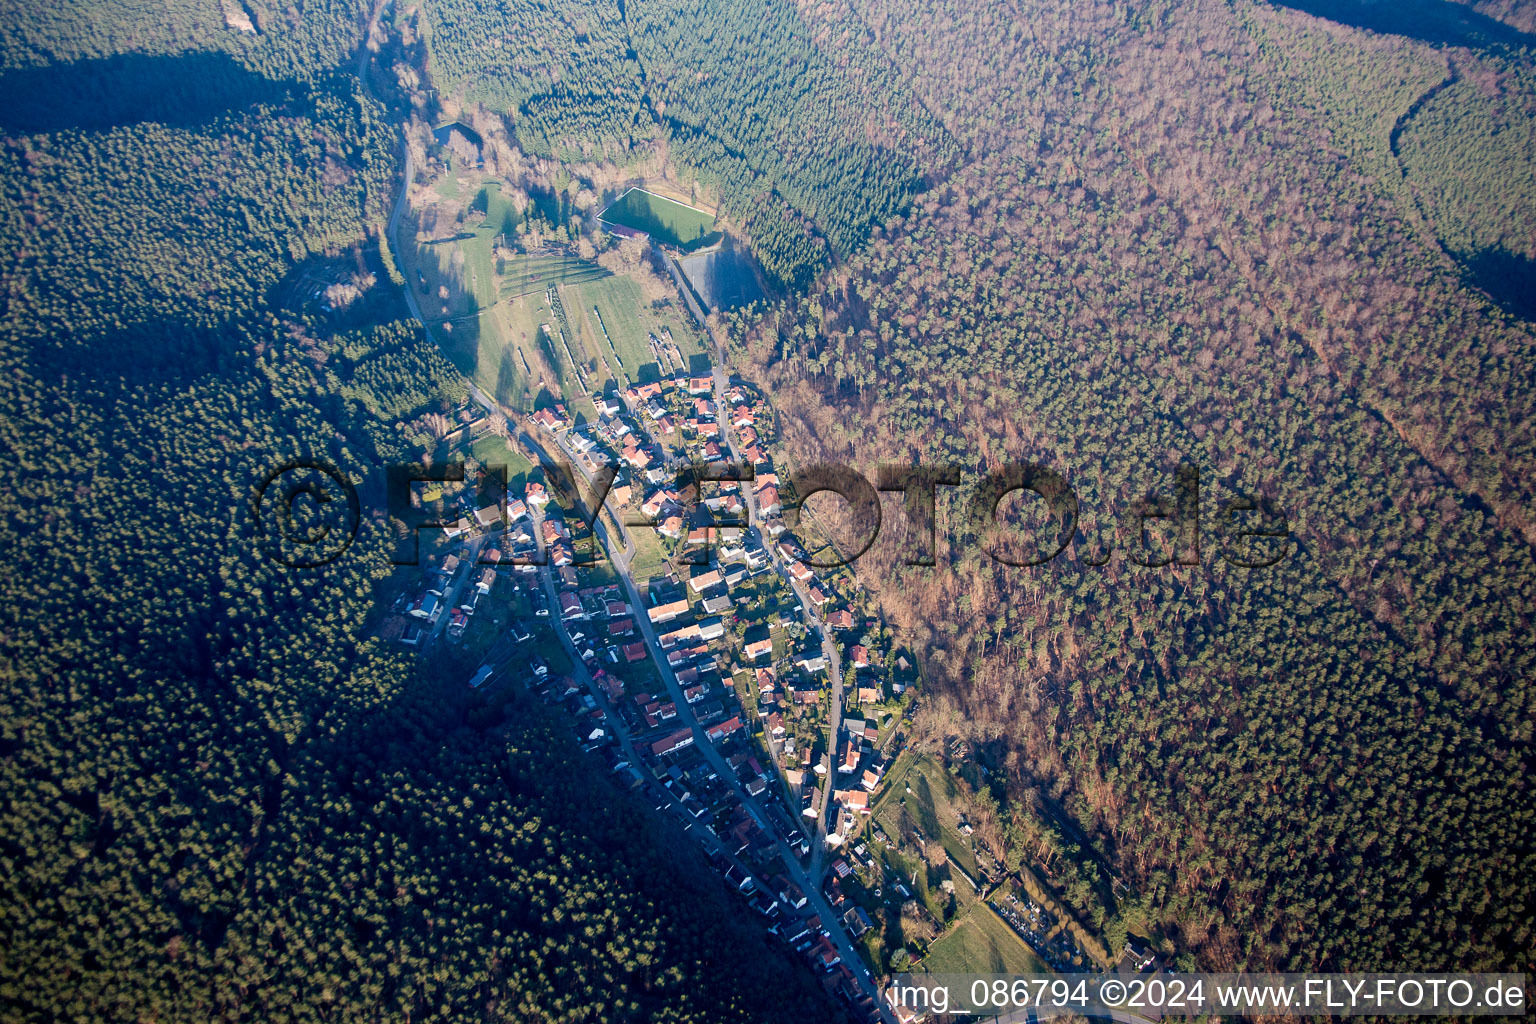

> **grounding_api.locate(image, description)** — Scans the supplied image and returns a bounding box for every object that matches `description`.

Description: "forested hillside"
[415,0,957,288]
[730,0,1536,972]
[420,0,651,160]
[0,0,370,81]
[0,12,842,1023]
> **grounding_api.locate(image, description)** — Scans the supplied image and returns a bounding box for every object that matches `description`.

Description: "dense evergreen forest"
[418,0,956,288]
[0,8,843,1023]
[731,0,1536,973]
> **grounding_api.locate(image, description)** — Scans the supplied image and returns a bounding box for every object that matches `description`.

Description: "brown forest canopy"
[732,0,1536,972]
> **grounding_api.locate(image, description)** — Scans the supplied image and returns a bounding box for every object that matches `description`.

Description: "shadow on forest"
[1274,0,1536,55]
[0,51,297,133]
[1460,247,1536,322]
[26,317,222,390]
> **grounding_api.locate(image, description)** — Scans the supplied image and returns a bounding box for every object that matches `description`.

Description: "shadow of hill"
[1461,247,1536,321]
[0,51,297,133]
[26,316,223,391]
[1274,0,1536,55]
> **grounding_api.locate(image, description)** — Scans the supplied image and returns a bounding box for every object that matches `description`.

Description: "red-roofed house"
[650,728,693,757]
[706,716,744,743]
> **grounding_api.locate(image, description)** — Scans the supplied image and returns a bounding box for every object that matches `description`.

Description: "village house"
[658,622,702,648]
[839,736,860,773]
[650,728,693,757]
[408,591,441,620]
[688,568,723,593]
[796,651,828,673]
[706,716,743,743]
[622,443,650,469]
[531,406,569,431]
[648,598,691,624]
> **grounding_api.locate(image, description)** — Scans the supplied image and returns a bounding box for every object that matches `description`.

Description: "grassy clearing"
[469,434,537,489]
[499,252,610,300]
[530,318,585,408]
[554,298,619,395]
[625,522,671,582]
[567,275,671,384]
[875,755,979,878]
[922,903,1050,975]
[600,187,718,249]
[400,168,624,413]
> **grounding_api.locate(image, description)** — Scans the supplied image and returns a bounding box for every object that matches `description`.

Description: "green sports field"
[599,188,720,250]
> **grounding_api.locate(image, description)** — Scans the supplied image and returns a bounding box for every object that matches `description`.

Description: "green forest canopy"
[0,10,845,1024]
